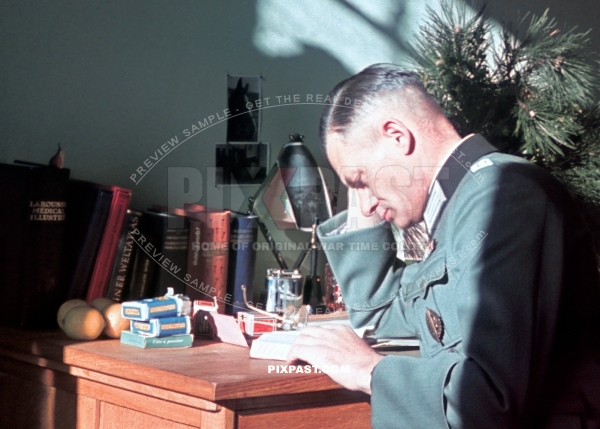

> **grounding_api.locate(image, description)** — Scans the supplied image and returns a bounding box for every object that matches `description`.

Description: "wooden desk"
[0,327,373,428]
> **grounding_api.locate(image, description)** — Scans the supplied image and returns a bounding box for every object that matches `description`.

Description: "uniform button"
[426,308,444,344]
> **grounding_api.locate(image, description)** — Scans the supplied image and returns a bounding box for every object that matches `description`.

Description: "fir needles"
[410,0,600,255]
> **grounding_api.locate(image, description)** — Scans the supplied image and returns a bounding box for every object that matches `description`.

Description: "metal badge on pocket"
[425,308,444,344]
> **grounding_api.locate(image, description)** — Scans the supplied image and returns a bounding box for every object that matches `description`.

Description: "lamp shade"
[251,141,332,232]
[278,142,332,229]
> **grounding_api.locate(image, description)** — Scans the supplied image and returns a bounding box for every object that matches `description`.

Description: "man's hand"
[287,324,384,394]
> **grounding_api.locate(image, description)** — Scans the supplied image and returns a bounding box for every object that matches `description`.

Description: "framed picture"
[215,142,270,186]
[226,75,261,142]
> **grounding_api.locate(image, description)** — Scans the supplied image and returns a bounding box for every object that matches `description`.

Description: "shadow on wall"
[252,0,484,73]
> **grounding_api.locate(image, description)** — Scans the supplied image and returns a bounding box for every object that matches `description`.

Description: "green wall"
[2,0,598,297]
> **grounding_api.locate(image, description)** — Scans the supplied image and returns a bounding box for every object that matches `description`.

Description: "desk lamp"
[248,134,333,312]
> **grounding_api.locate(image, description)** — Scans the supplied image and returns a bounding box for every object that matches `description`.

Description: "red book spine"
[184,204,230,313]
[86,187,132,302]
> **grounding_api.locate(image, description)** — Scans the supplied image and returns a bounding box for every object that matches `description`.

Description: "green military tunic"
[317,135,600,428]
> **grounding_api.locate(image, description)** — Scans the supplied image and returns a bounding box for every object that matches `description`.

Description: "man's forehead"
[325,131,344,150]
[325,133,354,181]
[325,131,355,159]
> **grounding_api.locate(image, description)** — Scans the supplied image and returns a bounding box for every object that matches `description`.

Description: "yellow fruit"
[101,303,130,338]
[90,297,114,313]
[63,306,106,340]
[57,299,89,330]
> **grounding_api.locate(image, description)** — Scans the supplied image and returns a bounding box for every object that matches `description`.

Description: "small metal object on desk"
[264,268,303,313]
[324,263,345,312]
[241,285,309,331]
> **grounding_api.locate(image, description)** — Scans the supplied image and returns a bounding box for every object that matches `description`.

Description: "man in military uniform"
[288,64,600,428]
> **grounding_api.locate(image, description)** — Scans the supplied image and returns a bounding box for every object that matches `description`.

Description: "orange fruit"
[63,306,106,340]
[101,303,130,338]
[57,299,89,330]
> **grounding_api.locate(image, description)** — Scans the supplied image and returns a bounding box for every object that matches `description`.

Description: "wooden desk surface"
[0,326,421,428]
[0,327,351,402]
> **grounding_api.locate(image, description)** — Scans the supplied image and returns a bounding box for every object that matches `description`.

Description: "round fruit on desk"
[62,306,106,340]
[57,299,88,331]
[101,303,130,338]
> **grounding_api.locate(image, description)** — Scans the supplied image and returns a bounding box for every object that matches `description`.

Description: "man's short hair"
[319,64,431,153]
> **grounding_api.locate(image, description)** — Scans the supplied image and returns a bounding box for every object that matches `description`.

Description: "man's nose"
[356,188,379,217]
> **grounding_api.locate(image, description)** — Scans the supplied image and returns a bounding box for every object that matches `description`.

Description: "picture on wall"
[215,142,269,185]
[226,75,261,142]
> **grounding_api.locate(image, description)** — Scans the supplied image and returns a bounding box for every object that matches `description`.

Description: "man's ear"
[381,119,414,155]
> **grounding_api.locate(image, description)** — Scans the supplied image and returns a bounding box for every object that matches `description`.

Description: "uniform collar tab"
[423,134,497,234]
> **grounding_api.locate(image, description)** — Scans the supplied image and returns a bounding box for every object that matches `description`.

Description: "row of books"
[112,205,259,316]
[0,161,259,329]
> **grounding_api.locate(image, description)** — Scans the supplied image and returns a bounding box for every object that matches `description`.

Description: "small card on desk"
[205,313,249,348]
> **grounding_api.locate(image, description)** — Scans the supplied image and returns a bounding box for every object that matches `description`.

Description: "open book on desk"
[249,318,419,361]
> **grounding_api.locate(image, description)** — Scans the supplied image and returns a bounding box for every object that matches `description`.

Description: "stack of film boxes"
[120,288,193,348]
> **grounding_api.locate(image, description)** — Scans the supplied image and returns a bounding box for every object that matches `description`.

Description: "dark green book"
[119,330,193,348]
[144,210,189,297]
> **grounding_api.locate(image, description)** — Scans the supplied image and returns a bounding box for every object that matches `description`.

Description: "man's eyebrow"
[340,171,355,187]
[354,175,366,187]
[342,171,363,188]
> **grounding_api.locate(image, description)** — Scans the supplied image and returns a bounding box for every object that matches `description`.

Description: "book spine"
[226,216,258,316]
[127,214,156,300]
[152,214,189,296]
[19,166,71,328]
[128,254,155,300]
[105,210,142,302]
[0,165,30,327]
[86,188,132,302]
[185,218,204,299]
[185,207,231,313]
[66,187,113,300]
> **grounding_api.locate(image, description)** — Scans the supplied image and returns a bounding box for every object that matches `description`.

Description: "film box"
[122,295,190,321]
[130,315,191,337]
[120,330,193,348]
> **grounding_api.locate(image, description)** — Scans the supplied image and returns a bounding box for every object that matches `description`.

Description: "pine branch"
[409,0,600,255]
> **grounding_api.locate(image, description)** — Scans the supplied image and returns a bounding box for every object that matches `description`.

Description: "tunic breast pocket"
[407,251,463,358]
